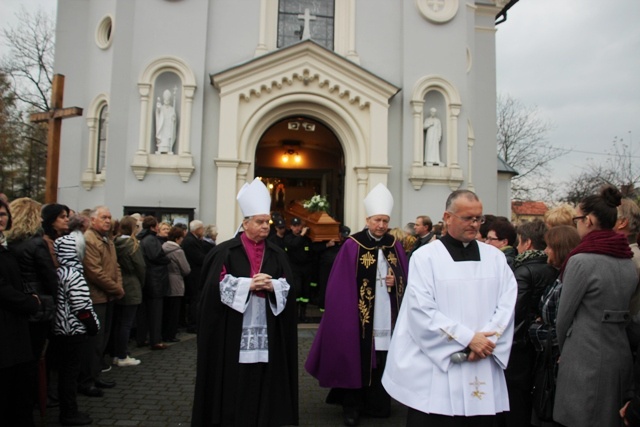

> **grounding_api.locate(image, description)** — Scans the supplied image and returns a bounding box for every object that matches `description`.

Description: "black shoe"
[77,385,104,397]
[343,408,359,426]
[166,337,181,343]
[47,396,60,408]
[94,379,116,389]
[60,410,93,426]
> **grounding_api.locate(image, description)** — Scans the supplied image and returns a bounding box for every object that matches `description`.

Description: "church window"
[277,0,334,50]
[96,104,108,174]
[96,15,113,50]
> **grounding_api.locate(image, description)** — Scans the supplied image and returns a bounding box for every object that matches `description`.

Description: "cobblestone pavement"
[39,325,407,426]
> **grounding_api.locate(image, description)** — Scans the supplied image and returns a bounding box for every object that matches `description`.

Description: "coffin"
[285,201,341,242]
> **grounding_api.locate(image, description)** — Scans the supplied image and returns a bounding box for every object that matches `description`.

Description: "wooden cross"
[30,74,83,203]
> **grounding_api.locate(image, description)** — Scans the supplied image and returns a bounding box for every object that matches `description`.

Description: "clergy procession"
[2,181,640,427]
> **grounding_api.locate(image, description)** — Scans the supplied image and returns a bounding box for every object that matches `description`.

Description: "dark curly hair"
[579,185,622,230]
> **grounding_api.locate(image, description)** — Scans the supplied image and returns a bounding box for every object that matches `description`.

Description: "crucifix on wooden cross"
[30,74,83,204]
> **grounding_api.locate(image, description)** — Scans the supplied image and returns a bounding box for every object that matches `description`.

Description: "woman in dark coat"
[6,198,59,409]
[136,216,170,350]
[554,186,637,427]
[113,216,146,366]
[0,199,41,426]
[502,220,559,427]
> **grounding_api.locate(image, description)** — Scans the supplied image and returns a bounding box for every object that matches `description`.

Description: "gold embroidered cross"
[386,252,398,267]
[360,252,376,268]
[470,376,486,400]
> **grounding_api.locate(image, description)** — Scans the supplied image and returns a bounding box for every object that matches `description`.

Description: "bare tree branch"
[562,136,640,204]
[1,7,55,113]
[497,94,567,200]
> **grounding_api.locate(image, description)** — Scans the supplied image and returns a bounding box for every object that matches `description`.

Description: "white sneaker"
[112,357,119,365]
[115,356,141,367]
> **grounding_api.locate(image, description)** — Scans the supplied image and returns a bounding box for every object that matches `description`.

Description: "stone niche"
[285,201,340,242]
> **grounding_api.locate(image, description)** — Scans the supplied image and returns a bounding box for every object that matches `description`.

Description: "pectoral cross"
[297,8,316,40]
[30,74,83,203]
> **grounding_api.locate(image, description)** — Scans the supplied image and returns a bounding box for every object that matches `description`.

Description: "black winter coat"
[137,229,170,298]
[8,235,59,299]
[0,245,39,369]
[512,254,558,346]
[181,232,207,295]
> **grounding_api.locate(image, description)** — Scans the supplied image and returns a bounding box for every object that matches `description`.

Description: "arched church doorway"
[254,116,345,223]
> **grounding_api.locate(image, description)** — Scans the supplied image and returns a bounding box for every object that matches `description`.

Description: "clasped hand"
[250,273,274,293]
[467,331,496,361]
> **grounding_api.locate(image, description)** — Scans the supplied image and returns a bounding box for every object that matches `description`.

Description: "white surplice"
[382,240,516,416]
[219,274,290,363]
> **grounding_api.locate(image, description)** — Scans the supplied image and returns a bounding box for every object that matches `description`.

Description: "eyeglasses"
[447,212,486,224]
[572,215,587,225]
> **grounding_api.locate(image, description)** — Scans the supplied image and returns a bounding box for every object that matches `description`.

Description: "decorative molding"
[467,118,475,191]
[409,75,463,190]
[409,164,463,191]
[95,15,114,50]
[415,0,459,24]
[81,93,109,190]
[133,56,197,182]
[211,40,398,241]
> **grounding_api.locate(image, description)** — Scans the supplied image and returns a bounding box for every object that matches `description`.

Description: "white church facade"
[53,0,515,241]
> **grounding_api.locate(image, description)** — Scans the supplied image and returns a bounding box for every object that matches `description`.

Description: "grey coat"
[554,252,637,427]
[162,241,190,297]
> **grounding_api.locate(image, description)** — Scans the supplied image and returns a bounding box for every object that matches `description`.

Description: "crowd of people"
[0,195,217,426]
[2,182,640,427]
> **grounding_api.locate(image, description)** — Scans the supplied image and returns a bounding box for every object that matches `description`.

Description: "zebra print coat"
[53,232,100,336]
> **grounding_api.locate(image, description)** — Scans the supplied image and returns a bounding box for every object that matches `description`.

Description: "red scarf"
[560,229,633,279]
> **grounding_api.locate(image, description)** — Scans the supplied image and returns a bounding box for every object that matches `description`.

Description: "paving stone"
[38,325,406,426]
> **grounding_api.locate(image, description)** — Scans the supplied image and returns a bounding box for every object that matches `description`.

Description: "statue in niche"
[155,87,177,154]
[423,107,442,166]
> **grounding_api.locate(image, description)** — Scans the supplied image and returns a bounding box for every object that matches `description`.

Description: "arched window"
[96,104,109,174]
[81,94,109,190]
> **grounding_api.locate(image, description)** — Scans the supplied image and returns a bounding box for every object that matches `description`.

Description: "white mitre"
[363,183,393,217]
[237,178,271,217]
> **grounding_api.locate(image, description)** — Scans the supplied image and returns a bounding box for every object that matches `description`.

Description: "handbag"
[23,281,56,322]
[531,331,557,421]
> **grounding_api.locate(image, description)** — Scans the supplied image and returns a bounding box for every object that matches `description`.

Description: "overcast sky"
[3,0,639,199]
[496,0,640,193]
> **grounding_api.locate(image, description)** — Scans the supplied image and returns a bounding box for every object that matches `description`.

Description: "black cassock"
[191,236,298,427]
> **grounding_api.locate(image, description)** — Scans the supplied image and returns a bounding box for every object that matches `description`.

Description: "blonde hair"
[389,227,416,253]
[6,197,42,242]
[544,204,576,228]
[118,215,140,252]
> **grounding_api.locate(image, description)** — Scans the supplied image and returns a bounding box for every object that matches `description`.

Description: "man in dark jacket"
[181,220,208,333]
[136,216,170,350]
[284,216,314,322]
[409,215,436,257]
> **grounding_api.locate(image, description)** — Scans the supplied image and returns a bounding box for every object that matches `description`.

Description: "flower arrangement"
[303,194,330,213]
